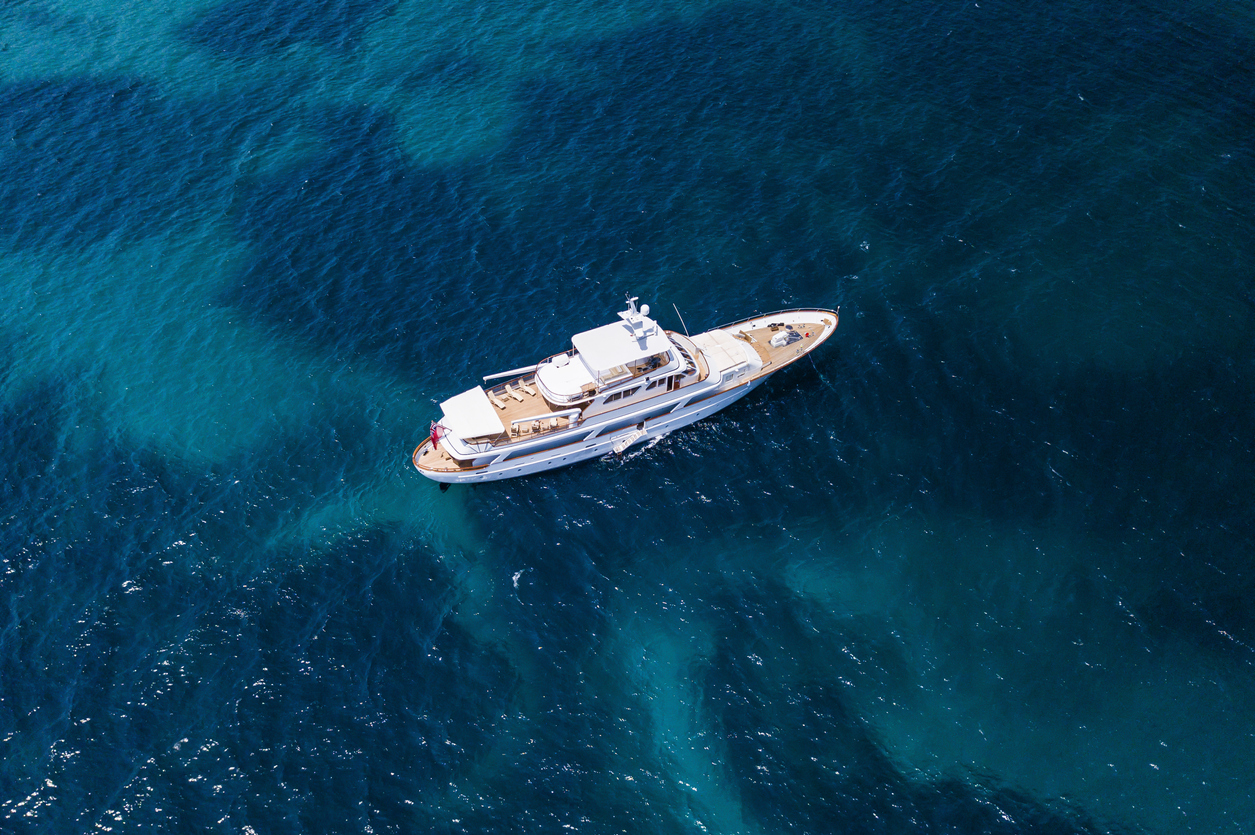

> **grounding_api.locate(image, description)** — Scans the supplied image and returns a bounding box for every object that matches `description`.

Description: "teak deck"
[734,320,830,378]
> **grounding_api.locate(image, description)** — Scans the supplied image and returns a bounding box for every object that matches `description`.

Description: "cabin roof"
[571,316,672,372]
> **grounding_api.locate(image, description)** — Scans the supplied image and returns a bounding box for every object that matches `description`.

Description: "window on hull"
[645,375,683,392]
[604,386,640,404]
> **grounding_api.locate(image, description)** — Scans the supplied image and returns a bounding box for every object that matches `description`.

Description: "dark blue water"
[2,0,1253,832]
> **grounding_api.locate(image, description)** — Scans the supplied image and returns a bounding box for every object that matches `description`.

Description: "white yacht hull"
[415,376,768,484]
[413,303,837,484]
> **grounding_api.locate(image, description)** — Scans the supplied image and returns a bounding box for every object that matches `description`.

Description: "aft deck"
[413,437,481,474]
[481,375,580,441]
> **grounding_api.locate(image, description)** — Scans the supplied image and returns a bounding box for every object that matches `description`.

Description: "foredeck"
[722,312,838,380]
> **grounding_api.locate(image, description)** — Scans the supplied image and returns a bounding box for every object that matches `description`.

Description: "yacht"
[412,297,838,483]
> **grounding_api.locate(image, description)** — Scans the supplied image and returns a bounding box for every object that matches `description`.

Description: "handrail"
[483,364,539,382]
[709,307,840,332]
[510,408,581,426]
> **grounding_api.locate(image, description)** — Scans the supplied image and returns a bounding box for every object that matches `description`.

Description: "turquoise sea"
[2,0,1253,832]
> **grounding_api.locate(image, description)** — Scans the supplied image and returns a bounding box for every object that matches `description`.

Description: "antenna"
[672,303,690,337]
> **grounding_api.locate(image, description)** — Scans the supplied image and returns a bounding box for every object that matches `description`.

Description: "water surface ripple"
[1,0,1252,832]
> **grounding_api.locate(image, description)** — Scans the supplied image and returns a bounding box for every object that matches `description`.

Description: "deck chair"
[488,391,507,409]
[519,379,537,396]
[507,384,524,402]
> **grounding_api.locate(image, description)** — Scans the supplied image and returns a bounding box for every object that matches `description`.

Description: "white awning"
[440,387,505,438]
[571,319,673,373]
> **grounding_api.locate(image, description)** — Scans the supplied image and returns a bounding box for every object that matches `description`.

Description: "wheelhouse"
[534,298,687,407]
